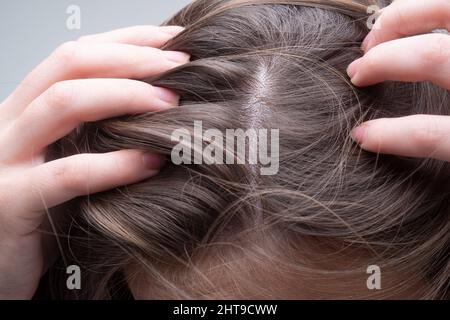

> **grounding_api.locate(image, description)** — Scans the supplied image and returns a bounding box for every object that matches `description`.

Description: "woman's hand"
[347,0,450,161]
[0,25,190,299]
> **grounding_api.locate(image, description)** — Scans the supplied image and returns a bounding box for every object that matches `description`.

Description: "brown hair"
[46,0,449,299]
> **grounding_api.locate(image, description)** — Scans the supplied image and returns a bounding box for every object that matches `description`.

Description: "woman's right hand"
[0,25,190,299]
[347,0,450,161]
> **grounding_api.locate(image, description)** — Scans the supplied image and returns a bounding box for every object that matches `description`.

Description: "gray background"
[0,0,191,100]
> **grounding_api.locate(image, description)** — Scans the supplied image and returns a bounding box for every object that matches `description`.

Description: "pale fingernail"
[351,125,367,144]
[164,51,190,64]
[361,32,373,52]
[153,86,180,105]
[160,26,185,35]
[142,153,166,171]
[347,58,363,80]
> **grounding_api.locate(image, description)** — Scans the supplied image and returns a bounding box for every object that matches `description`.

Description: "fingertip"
[362,25,382,52]
[152,86,180,107]
[351,124,367,145]
[349,73,364,87]
[361,33,373,52]
[142,152,166,172]
[347,58,363,84]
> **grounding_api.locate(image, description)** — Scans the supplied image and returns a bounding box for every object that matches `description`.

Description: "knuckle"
[410,117,446,152]
[45,81,75,111]
[130,47,156,67]
[77,35,90,42]
[0,173,31,220]
[51,41,79,68]
[51,158,87,195]
[421,35,450,65]
[390,4,408,34]
[127,81,153,104]
[363,51,384,73]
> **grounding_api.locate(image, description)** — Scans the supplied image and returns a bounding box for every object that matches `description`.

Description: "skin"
[0,25,190,299]
[348,0,450,161]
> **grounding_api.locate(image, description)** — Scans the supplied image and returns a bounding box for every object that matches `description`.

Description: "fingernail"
[164,51,190,64]
[361,32,373,51]
[347,58,362,80]
[351,125,366,144]
[153,86,180,105]
[160,26,185,35]
[142,153,166,171]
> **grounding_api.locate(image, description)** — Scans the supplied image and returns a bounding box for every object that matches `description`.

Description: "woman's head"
[50,0,449,299]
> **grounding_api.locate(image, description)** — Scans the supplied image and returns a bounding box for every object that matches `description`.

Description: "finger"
[347,34,450,89]
[2,41,190,117]
[78,25,184,46]
[363,0,450,51]
[20,150,165,212]
[2,79,179,162]
[351,115,450,162]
